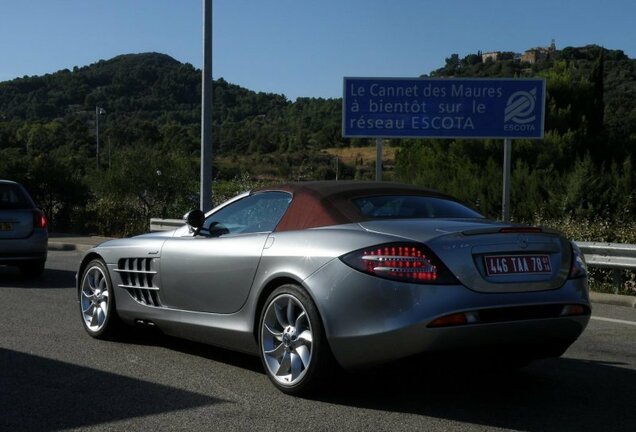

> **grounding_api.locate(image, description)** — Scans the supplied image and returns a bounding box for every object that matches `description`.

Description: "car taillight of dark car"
[33,209,47,229]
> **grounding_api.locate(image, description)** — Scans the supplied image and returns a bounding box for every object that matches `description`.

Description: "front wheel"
[259,284,334,395]
[79,259,121,339]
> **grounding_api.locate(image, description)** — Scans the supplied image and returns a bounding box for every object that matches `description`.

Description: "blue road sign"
[342,77,545,139]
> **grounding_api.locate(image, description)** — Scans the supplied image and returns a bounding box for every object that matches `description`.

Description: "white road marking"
[591,316,636,326]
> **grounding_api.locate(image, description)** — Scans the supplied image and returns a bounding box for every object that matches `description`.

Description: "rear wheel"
[79,259,121,339]
[259,284,334,395]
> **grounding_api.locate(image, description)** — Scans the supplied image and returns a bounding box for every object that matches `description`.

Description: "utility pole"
[95,107,105,169]
[200,0,213,212]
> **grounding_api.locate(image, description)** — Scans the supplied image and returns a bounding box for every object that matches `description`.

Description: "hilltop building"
[480,40,557,65]
[481,51,500,62]
[521,39,557,64]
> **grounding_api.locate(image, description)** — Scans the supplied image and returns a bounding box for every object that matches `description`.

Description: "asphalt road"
[1,250,635,432]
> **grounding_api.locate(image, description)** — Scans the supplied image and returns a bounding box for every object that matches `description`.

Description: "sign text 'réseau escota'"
[342,77,545,139]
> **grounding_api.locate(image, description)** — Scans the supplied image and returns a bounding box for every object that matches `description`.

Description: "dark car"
[0,180,48,277]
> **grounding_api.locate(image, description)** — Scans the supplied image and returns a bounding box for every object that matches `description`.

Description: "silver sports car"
[77,181,590,394]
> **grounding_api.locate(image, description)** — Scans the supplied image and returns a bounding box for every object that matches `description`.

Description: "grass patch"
[321,146,398,166]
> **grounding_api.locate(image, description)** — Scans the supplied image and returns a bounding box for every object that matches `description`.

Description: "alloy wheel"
[80,265,111,333]
[261,293,314,386]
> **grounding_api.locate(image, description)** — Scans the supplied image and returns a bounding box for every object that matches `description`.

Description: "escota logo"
[504,88,537,128]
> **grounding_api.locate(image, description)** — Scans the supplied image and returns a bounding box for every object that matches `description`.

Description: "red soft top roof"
[253,181,450,232]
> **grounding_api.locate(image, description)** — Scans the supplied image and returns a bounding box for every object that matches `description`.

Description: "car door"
[159,191,292,314]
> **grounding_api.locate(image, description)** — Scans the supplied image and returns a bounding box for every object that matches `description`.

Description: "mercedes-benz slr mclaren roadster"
[77,181,590,394]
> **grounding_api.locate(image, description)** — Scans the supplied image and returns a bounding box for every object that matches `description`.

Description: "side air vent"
[114,258,162,307]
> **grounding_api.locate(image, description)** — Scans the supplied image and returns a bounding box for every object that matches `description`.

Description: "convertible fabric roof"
[253,181,449,232]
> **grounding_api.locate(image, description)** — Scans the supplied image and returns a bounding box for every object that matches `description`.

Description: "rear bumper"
[330,314,588,369]
[0,229,48,263]
[305,259,590,369]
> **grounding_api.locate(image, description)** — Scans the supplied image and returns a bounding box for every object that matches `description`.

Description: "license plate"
[484,254,552,276]
[0,222,12,231]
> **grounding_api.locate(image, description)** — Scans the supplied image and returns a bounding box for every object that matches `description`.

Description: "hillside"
[393,45,636,223]
[429,45,636,160]
[0,53,343,158]
[0,47,635,237]
[1,46,635,160]
[1,46,634,159]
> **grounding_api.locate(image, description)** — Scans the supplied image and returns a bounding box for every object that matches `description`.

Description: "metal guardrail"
[576,242,636,270]
[576,242,636,294]
[149,218,183,232]
[148,219,635,293]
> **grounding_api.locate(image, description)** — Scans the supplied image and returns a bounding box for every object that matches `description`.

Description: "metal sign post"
[375,137,382,181]
[502,138,512,221]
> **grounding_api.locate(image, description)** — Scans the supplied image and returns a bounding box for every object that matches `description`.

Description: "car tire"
[259,284,334,395]
[79,259,122,339]
[19,259,45,278]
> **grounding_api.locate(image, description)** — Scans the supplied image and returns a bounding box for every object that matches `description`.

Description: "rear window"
[0,184,34,210]
[353,195,482,219]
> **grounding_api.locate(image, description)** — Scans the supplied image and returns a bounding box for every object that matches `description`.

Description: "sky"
[1,0,634,100]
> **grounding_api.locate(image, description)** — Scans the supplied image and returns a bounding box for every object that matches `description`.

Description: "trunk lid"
[0,209,35,239]
[358,219,571,293]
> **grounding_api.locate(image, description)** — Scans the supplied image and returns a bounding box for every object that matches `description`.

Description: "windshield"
[353,195,483,219]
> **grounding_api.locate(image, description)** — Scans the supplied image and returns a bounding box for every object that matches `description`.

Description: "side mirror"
[183,209,205,234]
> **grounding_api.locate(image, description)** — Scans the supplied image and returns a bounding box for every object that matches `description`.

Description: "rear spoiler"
[461,226,562,236]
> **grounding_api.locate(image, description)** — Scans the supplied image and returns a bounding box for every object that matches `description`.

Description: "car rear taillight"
[427,312,469,328]
[340,243,459,285]
[568,242,587,279]
[33,209,47,229]
[561,304,590,316]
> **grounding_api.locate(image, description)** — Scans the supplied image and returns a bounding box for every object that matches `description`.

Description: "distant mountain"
[0,53,196,119]
[0,52,342,156]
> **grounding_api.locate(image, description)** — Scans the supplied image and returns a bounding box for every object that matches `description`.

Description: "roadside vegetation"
[0,46,635,293]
